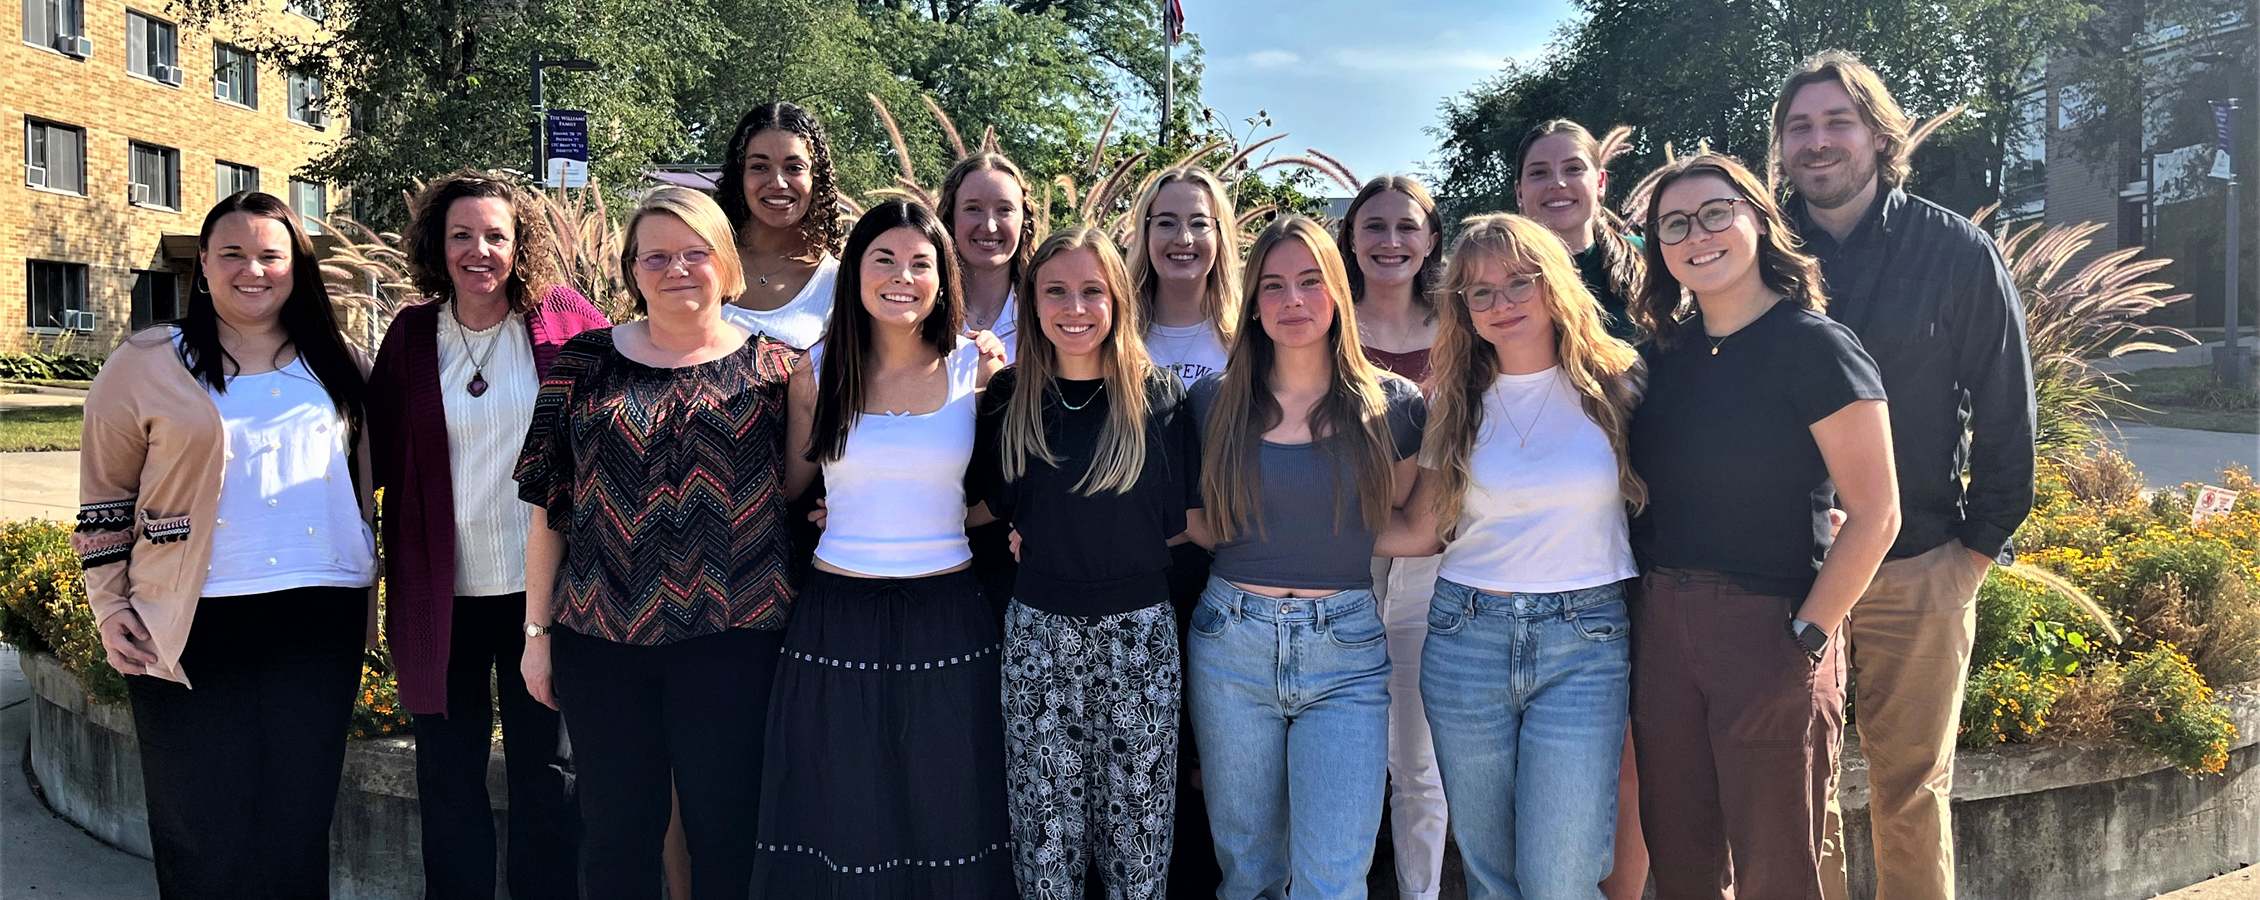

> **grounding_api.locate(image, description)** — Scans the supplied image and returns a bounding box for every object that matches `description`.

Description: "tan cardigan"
[74,327,376,687]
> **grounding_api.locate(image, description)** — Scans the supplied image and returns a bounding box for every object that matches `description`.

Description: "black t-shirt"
[972,367,1202,617]
[1628,301,1886,598]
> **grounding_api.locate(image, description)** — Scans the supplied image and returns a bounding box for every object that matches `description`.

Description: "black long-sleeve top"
[1789,188,2037,561]
[971,367,1203,617]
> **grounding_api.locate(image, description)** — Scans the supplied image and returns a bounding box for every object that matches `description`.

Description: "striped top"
[514,328,799,645]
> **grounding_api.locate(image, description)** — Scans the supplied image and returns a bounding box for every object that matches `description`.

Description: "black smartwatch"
[1789,618,1829,661]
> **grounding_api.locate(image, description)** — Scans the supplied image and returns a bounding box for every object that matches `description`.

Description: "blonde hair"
[1002,228,1155,495]
[1200,215,1400,542]
[1426,214,1647,535]
[1126,166,1242,343]
[620,186,746,314]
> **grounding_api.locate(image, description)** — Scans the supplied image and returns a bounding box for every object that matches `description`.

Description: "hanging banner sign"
[546,109,589,188]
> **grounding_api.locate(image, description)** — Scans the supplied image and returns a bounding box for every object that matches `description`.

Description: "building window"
[216,160,257,199]
[287,70,328,127]
[213,43,256,107]
[27,260,90,332]
[24,118,86,195]
[23,0,88,56]
[285,0,323,19]
[131,269,180,329]
[290,178,327,234]
[129,141,179,210]
[126,10,178,84]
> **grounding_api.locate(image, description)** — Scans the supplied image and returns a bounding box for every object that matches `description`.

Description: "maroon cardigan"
[371,286,610,715]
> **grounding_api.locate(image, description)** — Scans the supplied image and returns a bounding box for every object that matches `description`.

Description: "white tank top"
[812,336,982,577]
[719,255,839,351]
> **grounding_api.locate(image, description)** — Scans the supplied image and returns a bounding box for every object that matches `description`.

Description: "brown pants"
[1632,568,1846,900]
[1820,542,1985,900]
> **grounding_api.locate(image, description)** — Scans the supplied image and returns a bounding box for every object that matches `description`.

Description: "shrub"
[2114,648,2237,774]
[1961,662,2068,747]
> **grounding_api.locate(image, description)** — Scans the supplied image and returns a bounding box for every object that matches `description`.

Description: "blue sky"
[1185,0,1576,191]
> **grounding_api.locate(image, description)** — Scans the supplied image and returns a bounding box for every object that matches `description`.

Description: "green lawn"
[0,406,84,452]
[2113,364,2259,434]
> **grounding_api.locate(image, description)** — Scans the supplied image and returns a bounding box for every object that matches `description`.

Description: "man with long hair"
[1770,50,2037,900]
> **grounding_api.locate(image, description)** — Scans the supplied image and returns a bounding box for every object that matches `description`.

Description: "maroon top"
[1362,345,1432,385]
[370,286,610,716]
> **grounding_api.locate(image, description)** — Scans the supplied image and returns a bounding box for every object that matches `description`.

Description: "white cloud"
[1327,46,1508,73]
[1246,49,1303,68]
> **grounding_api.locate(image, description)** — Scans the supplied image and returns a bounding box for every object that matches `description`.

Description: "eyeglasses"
[1458,275,1542,311]
[1147,215,1218,239]
[1655,198,1752,245]
[635,248,714,272]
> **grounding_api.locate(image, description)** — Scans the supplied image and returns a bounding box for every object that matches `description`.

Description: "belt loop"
[1463,586,1477,619]
[1313,596,1328,633]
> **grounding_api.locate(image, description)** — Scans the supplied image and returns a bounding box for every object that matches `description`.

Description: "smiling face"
[200,211,296,327]
[1033,247,1115,363]
[1778,79,1881,210]
[1515,131,1606,240]
[1145,181,1220,285]
[1655,174,1763,298]
[1253,237,1336,351]
[1351,190,1435,292]
[951,168,1025,275]
[629,213,723,318]
[858,226,942,331]
[444,196,515,301]
[740,129,816,231]
[1458,250,1556,355]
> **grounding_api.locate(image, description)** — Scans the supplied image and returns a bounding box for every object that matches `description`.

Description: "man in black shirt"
[1772,51,2037,900]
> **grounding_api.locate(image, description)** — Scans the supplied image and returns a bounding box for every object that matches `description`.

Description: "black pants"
[125,586,367,900]
[550,625,781,899]
[411,593,579,900]
[1164,541,1223,899]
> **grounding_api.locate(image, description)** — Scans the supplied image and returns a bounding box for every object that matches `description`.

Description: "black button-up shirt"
[1789,188,2037,561]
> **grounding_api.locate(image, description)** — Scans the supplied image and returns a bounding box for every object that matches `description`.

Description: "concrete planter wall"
[22,652,512,900]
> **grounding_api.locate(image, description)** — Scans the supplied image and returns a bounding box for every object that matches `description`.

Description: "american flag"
[1164,0,1185,44]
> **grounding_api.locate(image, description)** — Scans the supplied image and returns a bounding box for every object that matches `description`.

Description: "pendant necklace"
[1707,333,1729,355]
[1058,380,1106,411]
[453,301,504,398]
[1500,376,1554,448]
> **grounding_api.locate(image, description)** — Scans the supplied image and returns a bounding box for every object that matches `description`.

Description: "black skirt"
[753,567,1016,899]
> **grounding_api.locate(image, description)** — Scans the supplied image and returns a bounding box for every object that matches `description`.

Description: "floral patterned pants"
[1003,599,1181,900]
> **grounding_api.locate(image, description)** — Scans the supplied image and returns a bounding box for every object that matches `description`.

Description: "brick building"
[3,0,338,356]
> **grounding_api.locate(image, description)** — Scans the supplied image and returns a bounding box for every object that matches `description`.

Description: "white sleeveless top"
[812,335,983,577]
[719,255,839,351]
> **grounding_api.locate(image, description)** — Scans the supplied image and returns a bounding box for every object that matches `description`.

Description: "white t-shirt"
[437,306,537,596]
[201,353,378,597]
[986,290,1018,363]
[1434,367,1638,594]
[1144,321,1229,384]
[720,255,839,351]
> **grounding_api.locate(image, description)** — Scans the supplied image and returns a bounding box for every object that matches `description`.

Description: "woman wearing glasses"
[1625,154,1898,899]
[1376,213,1643,899]
[514,187,802,898]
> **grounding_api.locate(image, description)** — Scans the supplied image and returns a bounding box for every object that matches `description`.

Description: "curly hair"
[1630,153,1827,349]
[718,101,846,259]
[403,170,563,314]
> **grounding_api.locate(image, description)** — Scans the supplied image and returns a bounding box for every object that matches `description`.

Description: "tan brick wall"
[0,0,341,356]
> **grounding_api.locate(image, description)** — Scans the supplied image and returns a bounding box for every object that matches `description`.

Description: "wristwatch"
[523,622,551,638]
[1790,618,1829,661]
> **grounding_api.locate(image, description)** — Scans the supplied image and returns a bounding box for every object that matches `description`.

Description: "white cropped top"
[811,336,983,577]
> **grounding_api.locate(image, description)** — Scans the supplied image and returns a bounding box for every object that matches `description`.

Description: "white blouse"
[201,353,377,598]
[437,306,539,596]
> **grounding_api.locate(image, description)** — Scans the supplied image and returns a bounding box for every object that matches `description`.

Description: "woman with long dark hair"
[79,190,374,898]
[369,170,607,900]
[716,101,846,351]
[754,200,1015,899]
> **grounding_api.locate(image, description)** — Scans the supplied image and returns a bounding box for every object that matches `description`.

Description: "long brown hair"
[1768,50,1914,191]
[1630,153,1826,348]
[718,101,847,258]
[403,170,563,314]
[1200,215,1399,541]
[1125,166,1241,342]
[1334,175,1443,321]
[1425,214,1646,535]
[1513,120,1643,311]
[938,152,1041,289]
[1002,228,1154,494]
[179,191,366,434]
[806,201,966,464]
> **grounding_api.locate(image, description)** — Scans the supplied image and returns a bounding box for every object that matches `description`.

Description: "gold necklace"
[1499,375,1555,447]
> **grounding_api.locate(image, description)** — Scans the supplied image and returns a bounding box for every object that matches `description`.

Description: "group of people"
[77,47,2033,900]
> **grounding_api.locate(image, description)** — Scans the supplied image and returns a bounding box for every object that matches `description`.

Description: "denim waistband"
[1432,578,1625,616]
[1201,576,1377,624]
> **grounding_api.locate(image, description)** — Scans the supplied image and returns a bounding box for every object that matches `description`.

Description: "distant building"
[4,0,341,355]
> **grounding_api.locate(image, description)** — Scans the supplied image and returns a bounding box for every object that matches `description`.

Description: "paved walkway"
[0,647,158,899]
[0,451,80,521]
[2102,424,2260,490]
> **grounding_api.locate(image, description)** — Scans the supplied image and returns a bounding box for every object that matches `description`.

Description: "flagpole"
[1162,3,1174,148]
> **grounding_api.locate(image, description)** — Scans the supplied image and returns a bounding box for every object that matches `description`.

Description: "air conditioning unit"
[63,310,95,332]
[153,64,182,86]
[130,182,153,205]
[213,79,231,100]
[53,34,92,58]
[25,164,46,189]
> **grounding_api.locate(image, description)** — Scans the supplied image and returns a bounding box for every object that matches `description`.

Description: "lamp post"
[531,52,601,182]
[2218,99,2246,386]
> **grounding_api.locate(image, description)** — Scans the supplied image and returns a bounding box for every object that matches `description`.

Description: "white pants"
[1372,555,1448,900]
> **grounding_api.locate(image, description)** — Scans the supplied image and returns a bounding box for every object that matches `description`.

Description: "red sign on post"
[2192,485,2241,523]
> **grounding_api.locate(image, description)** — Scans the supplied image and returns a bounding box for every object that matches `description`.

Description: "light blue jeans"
[1186,576,1393,900]
[1420,578,1631,900]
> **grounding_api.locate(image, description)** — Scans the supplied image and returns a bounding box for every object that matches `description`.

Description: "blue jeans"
[1420,578,1631,900]
[1186,576,1392,900]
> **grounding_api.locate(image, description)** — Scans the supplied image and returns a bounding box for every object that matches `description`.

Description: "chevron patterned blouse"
[515,328,799,645]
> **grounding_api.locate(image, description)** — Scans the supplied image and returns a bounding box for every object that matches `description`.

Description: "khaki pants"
[1820,542,1985,900]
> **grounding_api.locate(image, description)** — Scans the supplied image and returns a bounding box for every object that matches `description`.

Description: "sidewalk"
[2102,424,2260,490]
[0,646,158,899]
[0,451,79,521]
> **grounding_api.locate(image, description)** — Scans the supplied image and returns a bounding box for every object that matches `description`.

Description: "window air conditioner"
[131,182,153,205]
[25,164,47,189]
[64,310,96,332]
[54,35,93,58]
[154,64,182,86]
